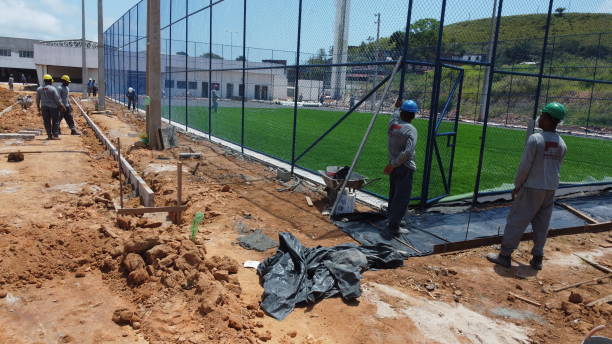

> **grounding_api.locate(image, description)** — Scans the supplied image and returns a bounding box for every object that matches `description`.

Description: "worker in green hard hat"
[487,102,568,271]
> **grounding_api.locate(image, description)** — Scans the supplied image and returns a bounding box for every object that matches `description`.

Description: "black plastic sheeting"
[335,194,606,256]
[257,232,404,320]
[562,192,612,223]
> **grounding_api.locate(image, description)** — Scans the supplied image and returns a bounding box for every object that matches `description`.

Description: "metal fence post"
[544,35,555,103]
[471,0,504,207]
[420,0,448,205]
[585,32,602,134]
[397,0,414,100]
[185,0,189,131]
[136,6,139,106]
[532,0,555,120]
[241,0,247,153]
[290,0,303,175]
[504,64,514,125]
[169,0,173,124]
[208,0,212,140]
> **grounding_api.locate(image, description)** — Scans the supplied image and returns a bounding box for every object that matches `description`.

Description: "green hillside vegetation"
[317,13,611,128]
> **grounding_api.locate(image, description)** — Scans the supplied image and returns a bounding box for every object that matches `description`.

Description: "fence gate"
[420,67,464,205]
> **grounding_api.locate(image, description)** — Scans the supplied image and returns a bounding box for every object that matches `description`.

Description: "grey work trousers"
[41,106,60,138]
[387,165,414,228]
[501,187,555,257]
[57,107,76,135]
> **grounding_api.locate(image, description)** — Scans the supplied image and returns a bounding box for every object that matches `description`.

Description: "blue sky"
[2,0,610,58]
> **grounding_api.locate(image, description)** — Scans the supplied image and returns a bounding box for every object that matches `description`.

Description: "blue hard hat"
[400,100,419,113]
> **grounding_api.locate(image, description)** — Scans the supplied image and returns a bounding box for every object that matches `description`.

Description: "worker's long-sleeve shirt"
[514,131,567,191]
[126,90,136,99]
[36,85,62,109]
[57,85,71,109]
[387,118,418,171]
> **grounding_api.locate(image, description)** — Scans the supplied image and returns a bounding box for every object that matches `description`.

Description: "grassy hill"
[444,13,612,44]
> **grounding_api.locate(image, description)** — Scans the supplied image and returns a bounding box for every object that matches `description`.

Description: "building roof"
[38,40,98,49]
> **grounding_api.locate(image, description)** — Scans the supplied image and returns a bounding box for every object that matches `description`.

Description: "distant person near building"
[56,75,80,136]
[349,94,356,109]
[92,80,98,97]
[20,73,26,84]
[211,86,219,113]
[8,74,14,91]
[126,87,137,111]
[36,74,66,140]
[87,78,93,96]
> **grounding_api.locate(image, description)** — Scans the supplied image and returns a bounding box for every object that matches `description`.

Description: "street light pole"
[98,0,105,110]
[82,0,87,97]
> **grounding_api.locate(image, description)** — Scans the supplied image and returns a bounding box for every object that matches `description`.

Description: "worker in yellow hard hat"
[56,75,80,135]
[487,102,568,271]
[36,74,66,140]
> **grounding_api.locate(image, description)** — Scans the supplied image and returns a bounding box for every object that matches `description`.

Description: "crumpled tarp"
[257,232,404,320]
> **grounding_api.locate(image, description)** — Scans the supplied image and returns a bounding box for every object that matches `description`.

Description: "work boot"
[486,252,511,268]
[51,135,60,140]
[46,136,53,140]
[70,129,81,135]
[530,255,543,270]
[387,224,400,238]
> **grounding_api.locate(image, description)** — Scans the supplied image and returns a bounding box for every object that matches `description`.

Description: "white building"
[34,39,98,92]
[0,36,38,83]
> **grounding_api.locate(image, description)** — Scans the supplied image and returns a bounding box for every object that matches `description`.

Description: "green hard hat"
[542,102,567,120]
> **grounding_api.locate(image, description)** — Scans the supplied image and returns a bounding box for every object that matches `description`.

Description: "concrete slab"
[0,133,35,140]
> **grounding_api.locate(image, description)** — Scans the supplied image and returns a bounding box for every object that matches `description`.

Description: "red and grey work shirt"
[387,119,418,171]
[515,131,567,191]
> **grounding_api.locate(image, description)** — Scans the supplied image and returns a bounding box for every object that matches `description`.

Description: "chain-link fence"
[105,0,612,206]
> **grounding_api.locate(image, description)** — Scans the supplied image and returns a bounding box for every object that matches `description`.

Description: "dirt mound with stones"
[108,227,270,343]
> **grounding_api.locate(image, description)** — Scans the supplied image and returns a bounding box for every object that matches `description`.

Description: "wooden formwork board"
[432,221,612,254]
[72,97,155,207]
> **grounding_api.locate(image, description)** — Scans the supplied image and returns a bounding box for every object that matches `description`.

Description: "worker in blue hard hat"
[487,102,568,271]
[384,99,419,237]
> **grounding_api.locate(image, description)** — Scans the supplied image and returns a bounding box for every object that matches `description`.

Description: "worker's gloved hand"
[383,164,395,175]
[511,187,520,200]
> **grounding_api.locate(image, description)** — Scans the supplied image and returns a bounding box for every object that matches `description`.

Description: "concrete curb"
[72,97,155,207]
[0,102,17,117]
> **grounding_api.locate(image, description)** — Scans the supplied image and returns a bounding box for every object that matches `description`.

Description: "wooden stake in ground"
[553,273,612,292]
[508,292,542,307]
[117,138,124,209]
[305,196,313,207]
[174,162,183,224]
[574,254,612,274]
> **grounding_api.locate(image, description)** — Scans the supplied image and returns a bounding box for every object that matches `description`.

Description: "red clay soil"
[0,95,610,344]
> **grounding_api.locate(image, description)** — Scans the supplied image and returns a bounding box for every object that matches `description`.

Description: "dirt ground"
[0,90,610,344]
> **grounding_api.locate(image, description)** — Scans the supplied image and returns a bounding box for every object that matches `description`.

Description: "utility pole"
[97,0,105,110]
[82,0,87,97]
[146,0,162,150]
[372,13,381,111]
[479,0,498,121]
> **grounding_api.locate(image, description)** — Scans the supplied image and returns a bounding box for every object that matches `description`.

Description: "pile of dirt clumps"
[113,228,269,343]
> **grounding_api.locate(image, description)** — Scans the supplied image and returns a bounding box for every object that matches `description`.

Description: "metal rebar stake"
[330,56,404,217]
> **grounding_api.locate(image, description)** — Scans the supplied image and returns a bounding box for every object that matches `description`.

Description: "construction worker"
[8,74,14,91]
[384,100,419,237]
[36,74,66,140]
[487,102,568,270]
[56,75,80,135]
[87,78,93,96]
[211,86,219,113]
[126,87,137,111]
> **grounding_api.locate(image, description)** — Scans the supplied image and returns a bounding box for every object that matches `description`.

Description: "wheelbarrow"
[317,166,380,208]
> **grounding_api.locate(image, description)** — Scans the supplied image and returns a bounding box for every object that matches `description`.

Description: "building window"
[0,49,10,57]
[188,81,197,90]
[226,83,234,98]
[238,84,244,97]
[176,81,187,89]
[165,80,175,88]
[19,51,33,58]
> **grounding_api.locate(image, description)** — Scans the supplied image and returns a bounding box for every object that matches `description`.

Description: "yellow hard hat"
[43,74,53,82]
[60,75,71,83]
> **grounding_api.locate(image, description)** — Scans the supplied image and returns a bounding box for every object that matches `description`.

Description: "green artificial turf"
[163,105,612,200]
